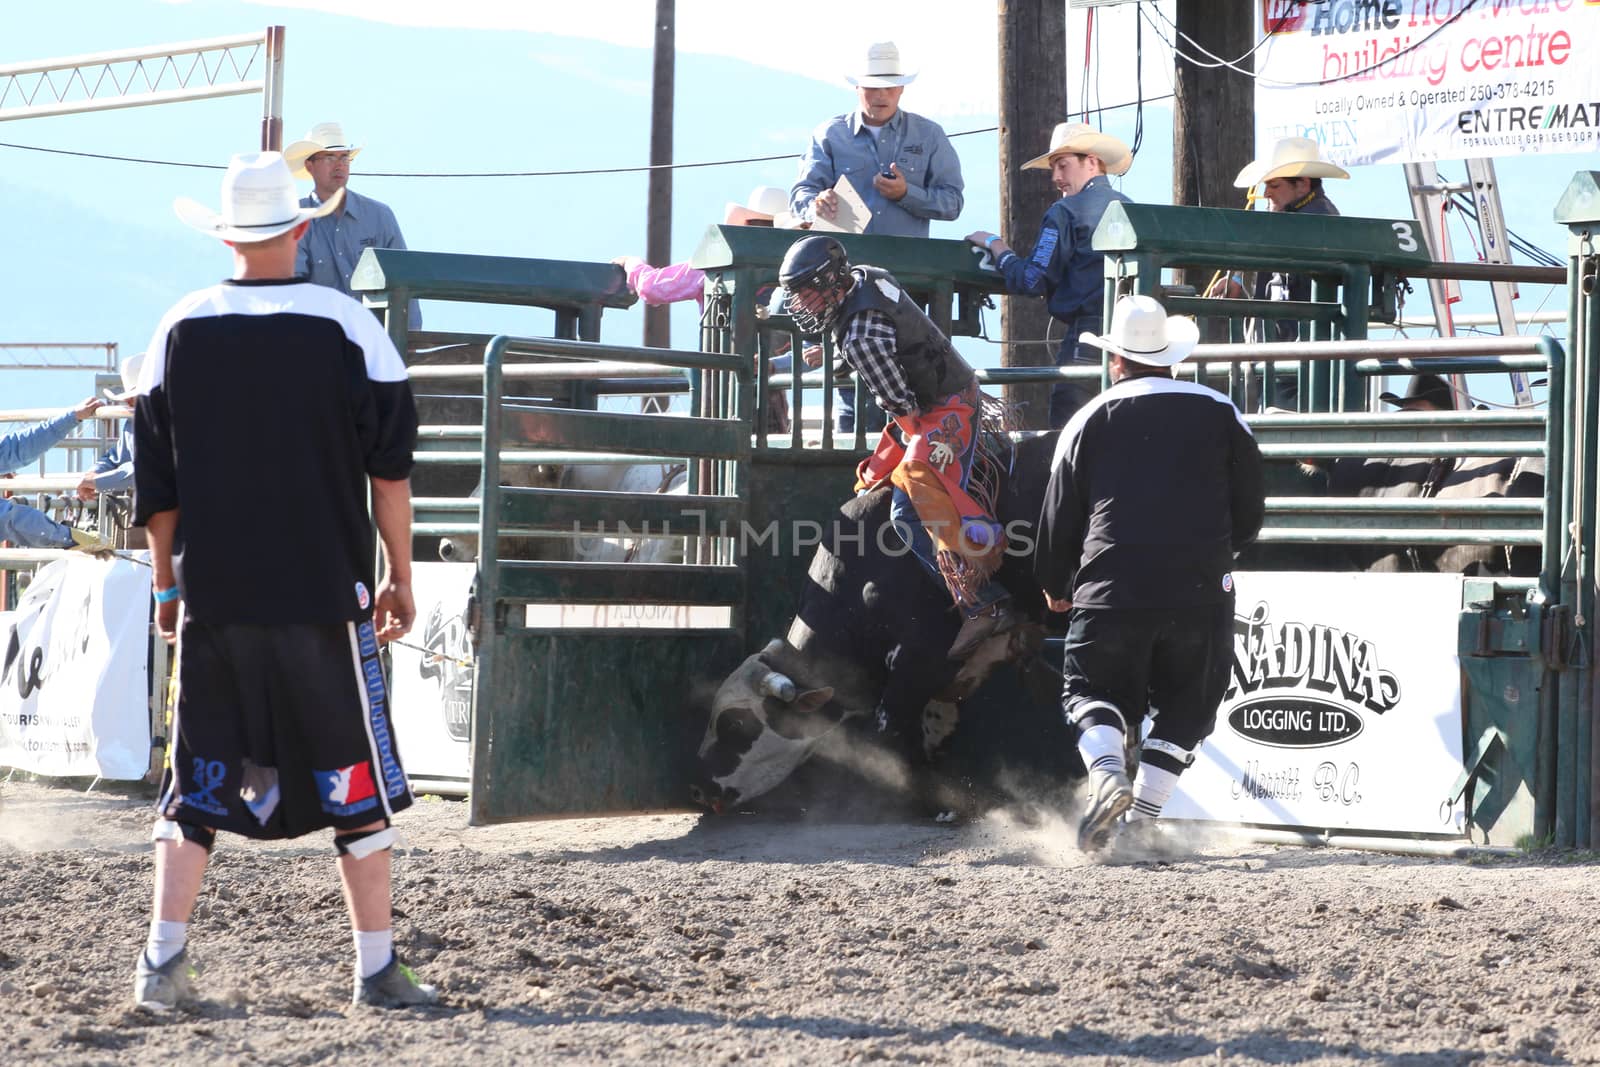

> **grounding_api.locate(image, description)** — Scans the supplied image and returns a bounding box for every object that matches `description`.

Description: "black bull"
[692,432,1074,814]
[1276,453,1546,576]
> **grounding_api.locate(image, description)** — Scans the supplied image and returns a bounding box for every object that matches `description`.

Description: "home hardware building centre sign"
[1255,1,1600,165]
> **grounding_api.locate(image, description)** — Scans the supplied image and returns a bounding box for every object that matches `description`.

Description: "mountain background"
[1,1,1580,414]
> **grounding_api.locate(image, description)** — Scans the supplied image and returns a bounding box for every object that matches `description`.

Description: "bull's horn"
[760,671,797,703]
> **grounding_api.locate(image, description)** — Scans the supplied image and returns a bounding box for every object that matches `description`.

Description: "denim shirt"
[295,187,422,328]
[790,108,964,238]
[90,423,135,492]
[1251,189,1340,343]
[996,175,1131,321]
[0,498,71,548]
[0,410,76,474]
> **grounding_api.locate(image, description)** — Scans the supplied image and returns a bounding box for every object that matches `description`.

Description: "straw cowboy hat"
[846,41,917,87]
[723,186,801,228]
[1234,136,1350,188]
[1022,122,1132,175]
[173,152,343,243]
[1079,295,1200,368]
[283,121,364,180]
[106,351,146,403]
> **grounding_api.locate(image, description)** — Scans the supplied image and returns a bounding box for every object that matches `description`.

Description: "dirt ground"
[0,776,1596,1067]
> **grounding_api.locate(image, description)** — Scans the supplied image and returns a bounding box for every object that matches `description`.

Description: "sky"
[0,0,1587,417]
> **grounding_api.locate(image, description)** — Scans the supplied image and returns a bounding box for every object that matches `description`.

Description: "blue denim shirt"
[0,410,77,474]
[90,423,135,492]
[0,411,77,548]
[791,108,964,238]
[996,175,1131,321]
[0,498,71,548]
[295,187,422,327]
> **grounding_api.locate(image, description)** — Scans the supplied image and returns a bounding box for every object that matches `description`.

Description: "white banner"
[0,556,152,779]
[389,562,476,784]
[1166,572,1467,835]
[1255,1,1600,165]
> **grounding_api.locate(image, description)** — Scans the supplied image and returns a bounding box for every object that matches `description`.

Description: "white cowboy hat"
[106,351,146,402]
[724,186,801,228]
[846,41,917,88]
[1079,295,1199,368]
[283,121,364,180]
[173,152,344,243]
[1234,136,1350,188]
[1022,122,1132,175]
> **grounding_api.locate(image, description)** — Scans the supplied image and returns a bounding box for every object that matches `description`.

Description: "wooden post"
[259,26,285,151]
[644,0,675,349]
[1172,0,1254,333]
[998,0,1066,430]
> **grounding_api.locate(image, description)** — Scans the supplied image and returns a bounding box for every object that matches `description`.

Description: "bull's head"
[691,639,835,813]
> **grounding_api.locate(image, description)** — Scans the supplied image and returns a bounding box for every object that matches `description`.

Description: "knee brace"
[1142,736,1199,774]
[151,817,216,851]
[1065,698,1128,736]
[333,826,398,859]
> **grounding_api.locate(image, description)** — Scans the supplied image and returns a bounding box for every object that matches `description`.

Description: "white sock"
[354,928,394,980]
[1129,763,1182,821]
[1077,723,1126,778]
[146,919,188,968]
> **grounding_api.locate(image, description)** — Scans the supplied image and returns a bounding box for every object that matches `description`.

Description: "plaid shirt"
[838,309,917,417]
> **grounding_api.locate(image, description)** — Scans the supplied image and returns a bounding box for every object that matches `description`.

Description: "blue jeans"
[837,386,887,435]
[1050,312,1105,429]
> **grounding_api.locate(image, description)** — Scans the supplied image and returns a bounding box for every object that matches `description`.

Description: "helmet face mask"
[779,236,853,335]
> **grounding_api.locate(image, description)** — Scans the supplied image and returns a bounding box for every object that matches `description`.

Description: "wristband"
[985,234,1002,249]
[153,585,181,604]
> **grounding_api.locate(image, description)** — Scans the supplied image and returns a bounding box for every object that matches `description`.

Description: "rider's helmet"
[779,235,854,335]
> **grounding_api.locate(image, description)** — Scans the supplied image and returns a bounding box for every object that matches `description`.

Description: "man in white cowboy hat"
[130,151,434,1013]
[0,393,106,549]
[965,122,1134,428]
[1210,136,1349,381]
[1035,295,1263,853]
[284,121,421,328]
[790,40,965,243]
[792,41,962,433]
[76,351,144,502]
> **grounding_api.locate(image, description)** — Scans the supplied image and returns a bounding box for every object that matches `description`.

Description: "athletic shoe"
[133,947,195,1013]
[1076,768,1133,852]
[354,955,439,1008]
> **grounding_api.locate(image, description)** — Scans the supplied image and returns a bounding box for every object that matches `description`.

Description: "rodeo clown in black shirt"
[1035,295,1264,852]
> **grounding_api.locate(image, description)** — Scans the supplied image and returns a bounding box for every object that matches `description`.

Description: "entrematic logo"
[1225,601,1400,748]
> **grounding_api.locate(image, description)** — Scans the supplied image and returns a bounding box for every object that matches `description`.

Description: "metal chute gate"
[355,178,1598,848]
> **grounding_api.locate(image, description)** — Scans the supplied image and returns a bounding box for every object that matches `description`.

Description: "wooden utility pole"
[644,0,675,349]
[1172,0,1254,313]
[997,0,1066,430]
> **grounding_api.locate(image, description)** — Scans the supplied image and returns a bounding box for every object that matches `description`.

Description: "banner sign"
[1255,1,1600,165]
[1165,572,1467,835]
[388,562,477,785]
[0,556,151,779]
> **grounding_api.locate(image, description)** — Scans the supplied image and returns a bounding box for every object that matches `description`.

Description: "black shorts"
[156,615,413,839]
[1058,601,1235,749]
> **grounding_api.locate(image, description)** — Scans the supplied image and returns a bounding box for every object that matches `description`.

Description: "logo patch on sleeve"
[874,278,901,302]
[355,582,371,610]
[315,763,379,817]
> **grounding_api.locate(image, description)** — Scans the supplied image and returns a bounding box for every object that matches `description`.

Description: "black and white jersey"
[1035,375,1264,610]
[134,279,417,624]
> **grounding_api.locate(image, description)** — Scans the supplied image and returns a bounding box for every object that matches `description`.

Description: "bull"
[692,431,1067,816]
